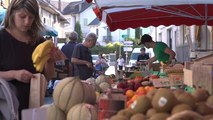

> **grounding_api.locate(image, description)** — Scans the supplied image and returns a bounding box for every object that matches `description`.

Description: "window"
[43,18,46,23]
[96,28,99,36]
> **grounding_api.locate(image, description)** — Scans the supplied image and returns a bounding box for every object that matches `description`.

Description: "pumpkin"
[41,104,66,120]
[67,103,98,120]
[53,77,96,113]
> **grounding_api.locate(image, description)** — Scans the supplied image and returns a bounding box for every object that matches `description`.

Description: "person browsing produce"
[0,0,64,119]
[138,34,176,68]
[71,33,97,80]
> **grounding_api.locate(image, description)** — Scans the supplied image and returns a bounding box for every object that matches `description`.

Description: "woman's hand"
[85,61,93,68]
[14,70,33,83]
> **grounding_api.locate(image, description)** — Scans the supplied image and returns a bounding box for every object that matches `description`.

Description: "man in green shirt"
[138,34,176,68]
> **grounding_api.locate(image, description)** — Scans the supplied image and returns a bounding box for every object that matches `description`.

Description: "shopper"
[71,33,97,80]
[61,31,78,62]
[0,0,63,119]
[136,47,150,65]
[94,53,109,77]
[138,34,176,68]
[117,55,125,71]
[61,31,78,76]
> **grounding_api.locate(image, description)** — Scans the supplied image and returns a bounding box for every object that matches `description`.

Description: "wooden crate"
[150,73,183,88]
[192,64,213,94]
[183,68,193,87]
[98,93,126,120]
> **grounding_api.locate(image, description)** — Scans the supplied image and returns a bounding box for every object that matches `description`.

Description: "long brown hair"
[3,0,44,42]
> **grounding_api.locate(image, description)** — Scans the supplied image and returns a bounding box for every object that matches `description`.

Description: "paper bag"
[29,73,47,108]
[22,107,47,120]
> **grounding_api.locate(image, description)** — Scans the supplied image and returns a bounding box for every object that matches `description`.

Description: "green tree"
[75,21,83,43]
[135,27,141,39]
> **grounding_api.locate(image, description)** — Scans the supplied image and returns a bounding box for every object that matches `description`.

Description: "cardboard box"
[183,68,193,87]
[22,107,47,120]
[98,93,126,120]
[192,64,213,94]
[151,73,183,87]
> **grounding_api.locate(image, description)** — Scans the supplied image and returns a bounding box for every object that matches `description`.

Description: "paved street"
[105,65,115,75]
[44,97,53,104]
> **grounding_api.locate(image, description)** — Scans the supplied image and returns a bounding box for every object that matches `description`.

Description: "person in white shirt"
[117,55,125,70]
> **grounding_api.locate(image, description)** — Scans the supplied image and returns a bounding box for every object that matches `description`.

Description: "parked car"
[92,54,98,64]
[129,48,154,67]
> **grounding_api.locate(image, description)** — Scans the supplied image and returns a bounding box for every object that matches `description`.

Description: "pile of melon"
[110,88,213,120]
[85,75,112,93]
[42,77,98,120]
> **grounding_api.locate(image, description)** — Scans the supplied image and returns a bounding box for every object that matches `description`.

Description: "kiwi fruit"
[177,92,196,109]
[130,113,146,120]
[131,95,151,114]
[167,110,203,120]
[203,114,213,120]
[152,88,178,112]
[146,89,158,100]
[146,108,157,118]
[110,115,128,120]
[149,113,170,120]
[191,88,209,102]
[173,89,185,99]
[195,102,213,115]
[171,103,192,114]
[117,108,134,119]
[206,95,213,106]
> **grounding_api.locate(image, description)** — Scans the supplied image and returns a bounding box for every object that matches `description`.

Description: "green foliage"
[135,27,141,39]
[74,21,83,43]
[91,42,124,55]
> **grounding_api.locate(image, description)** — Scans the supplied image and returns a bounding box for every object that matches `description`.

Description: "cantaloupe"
[86,77,96,85]
[67,103,97,120]
[99,82,111,92]
[53,77,96,113]
[41,104,66,120]
[96,75,108,85]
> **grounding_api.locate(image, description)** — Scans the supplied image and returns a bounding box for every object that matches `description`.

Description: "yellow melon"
[67,103,98,120]
[53,77,96,113]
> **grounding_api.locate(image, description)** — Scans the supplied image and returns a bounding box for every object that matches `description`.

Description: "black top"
[61,41,77,61]
[72,43,93,80]
[137,53,150,61]
[0,29,43,112]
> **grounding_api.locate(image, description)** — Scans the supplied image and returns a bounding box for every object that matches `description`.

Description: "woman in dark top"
[0,0,63,119]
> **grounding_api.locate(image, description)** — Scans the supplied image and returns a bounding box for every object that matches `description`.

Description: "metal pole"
[205,4,208,49]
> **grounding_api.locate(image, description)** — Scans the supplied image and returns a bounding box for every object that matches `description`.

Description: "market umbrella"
[41,25,58,37]
[93,0,213,31]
